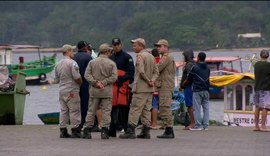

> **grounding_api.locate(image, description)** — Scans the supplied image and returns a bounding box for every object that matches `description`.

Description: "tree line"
[0,1,270,51]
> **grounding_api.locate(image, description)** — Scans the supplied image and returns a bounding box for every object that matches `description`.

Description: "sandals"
[260,128,270,132]
[253,127,260,131]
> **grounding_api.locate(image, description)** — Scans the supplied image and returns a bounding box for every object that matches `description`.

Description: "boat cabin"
[211,74,270,126]
[205,56,242,75]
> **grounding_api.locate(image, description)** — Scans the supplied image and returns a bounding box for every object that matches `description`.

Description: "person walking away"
[150,48,160,130]
[74,41,93,130]
[154,39,176,138]
[82,43,117,139]
[53,44,82,138]
[183,52,210,130]
[119,38,159,139]
[180,49,196,130]
[253,50,270,132]
[109,38,135,137]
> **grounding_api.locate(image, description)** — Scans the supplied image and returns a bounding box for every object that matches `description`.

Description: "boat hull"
[224,111,270,126]
[38,112,59,125]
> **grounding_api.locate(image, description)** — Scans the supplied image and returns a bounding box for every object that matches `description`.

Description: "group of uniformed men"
[54,37,176,139]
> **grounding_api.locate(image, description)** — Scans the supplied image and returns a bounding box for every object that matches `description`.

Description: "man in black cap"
[109,38,135,137]
[74,41,93,130]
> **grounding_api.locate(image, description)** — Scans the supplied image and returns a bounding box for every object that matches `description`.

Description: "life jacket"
[112,69,131,106]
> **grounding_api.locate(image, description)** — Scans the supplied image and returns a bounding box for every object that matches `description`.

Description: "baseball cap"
[260,49,269,58]
[61,44,76,52]
[112,38,121,45]
[131,38,146,47]
[154,39,169,47]
[99,43,113,53]
[77,41,88,50]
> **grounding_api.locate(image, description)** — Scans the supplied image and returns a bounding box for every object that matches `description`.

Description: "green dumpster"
[0,72,29,125]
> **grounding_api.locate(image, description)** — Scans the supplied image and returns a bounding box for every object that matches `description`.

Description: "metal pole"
[38,47,42,67]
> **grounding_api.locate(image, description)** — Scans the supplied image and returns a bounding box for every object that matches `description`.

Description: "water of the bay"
[19,50,261,125]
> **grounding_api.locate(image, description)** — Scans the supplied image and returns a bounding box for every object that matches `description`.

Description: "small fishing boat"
[37,112,59,125]
[0,45,57,84]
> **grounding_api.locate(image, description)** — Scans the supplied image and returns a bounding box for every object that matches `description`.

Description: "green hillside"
[0,1,269,50]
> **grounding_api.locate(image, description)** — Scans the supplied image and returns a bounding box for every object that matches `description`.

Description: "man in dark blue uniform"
[109,38,135,137]
[74,41,92,130]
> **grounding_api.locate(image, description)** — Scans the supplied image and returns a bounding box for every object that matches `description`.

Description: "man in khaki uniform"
[82,43,117,139]
[119,38,159,139]
[54,44,82,138]
[154,39,176,138]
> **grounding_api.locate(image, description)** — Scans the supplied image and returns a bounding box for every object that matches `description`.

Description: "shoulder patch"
[129,58,133,62]
[136,55,143,64]
[73,62,79,71]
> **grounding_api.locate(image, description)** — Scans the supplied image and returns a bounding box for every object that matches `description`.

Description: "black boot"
[82,127,92,139]
[60,128,71,138]
[137,125,150,139]
[92,125,101,132]
[119,124,136,139]
[71,127,81,138]
[101,127,109,139]
[157,127,175,139]
[108,125,117,137]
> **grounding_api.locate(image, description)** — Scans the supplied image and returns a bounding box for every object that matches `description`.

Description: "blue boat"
[37,112,59,125]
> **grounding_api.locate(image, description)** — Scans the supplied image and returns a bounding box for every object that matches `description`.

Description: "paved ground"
[0,125,269,156]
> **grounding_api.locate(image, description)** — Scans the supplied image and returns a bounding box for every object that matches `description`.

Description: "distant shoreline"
[12,47,270,53]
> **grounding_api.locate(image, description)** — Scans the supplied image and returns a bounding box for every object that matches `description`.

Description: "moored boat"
[0,45,57,84]
[37,112,59,125]
[210,72,270,126]
[175,56,248,99]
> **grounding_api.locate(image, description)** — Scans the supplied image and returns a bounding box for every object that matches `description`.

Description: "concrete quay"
[0,125,269,156]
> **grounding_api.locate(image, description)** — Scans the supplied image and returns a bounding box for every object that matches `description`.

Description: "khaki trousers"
[59,91,81,128]
[159,91,173,127]
[128,92,152,127]
[84,98,112,128]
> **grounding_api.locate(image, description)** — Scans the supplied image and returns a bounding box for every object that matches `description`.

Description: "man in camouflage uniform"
[154,39,176,138]
[119,38,159,139]
[54,44,82,138]
[82,43,117,139]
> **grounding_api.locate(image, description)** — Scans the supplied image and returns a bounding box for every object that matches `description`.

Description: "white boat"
[210,72,270,127]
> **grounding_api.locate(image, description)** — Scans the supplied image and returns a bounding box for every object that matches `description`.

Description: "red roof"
[175,56,241,68]
[204,56,241,62]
